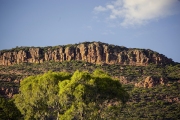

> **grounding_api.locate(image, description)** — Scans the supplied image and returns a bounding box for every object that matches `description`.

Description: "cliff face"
[0,42,173,66]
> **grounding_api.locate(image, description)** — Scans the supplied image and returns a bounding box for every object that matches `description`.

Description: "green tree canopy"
[0,95,22,120]
[59,70,129,119]
[14,71,71,120]
[14,70,129,120]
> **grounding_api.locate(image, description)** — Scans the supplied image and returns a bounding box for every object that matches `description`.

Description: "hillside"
[0,42,180,119]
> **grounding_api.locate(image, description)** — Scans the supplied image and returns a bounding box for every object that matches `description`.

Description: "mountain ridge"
[0,41,174,66]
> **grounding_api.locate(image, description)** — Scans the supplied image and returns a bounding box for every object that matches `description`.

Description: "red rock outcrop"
[0,42,173,66]
[135,76,168,88]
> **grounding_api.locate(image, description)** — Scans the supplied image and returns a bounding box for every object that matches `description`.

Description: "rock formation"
[135,76,168,88]
[0,42,173,66]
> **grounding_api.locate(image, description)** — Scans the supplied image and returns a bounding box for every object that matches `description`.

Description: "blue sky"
[0,0,180,62]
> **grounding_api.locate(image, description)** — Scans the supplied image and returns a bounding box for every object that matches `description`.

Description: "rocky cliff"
[0,42,173,66]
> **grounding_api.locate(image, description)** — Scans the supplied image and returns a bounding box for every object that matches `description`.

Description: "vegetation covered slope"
[0,60,180,119]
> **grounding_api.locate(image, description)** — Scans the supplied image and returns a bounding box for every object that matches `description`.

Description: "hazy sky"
[0,0,180,62]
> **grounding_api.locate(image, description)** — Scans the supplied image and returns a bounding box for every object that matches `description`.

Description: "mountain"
[0,41,174,66]
[0,42,180,119]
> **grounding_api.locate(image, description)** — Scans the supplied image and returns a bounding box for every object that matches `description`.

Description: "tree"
[14,71,71,120]
[58,70,129,119]
[14,70,129,120]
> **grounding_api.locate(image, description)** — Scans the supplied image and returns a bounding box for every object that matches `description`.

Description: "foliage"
[1,60,180,119]
[14,71,71,120]
[1,60,180,80]
[165,64,180,80]
[58,70,129,119]
[118,83,180,119]
[14,70,129,120]
[0,46,30,54]
[0,95,22,120]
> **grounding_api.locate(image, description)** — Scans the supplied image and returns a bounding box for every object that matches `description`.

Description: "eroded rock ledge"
[135,76,168,88]
[0,42,173,66]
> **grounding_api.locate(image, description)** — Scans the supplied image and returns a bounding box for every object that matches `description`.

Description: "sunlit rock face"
[135,76,168,88]
[0,42,173,66]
